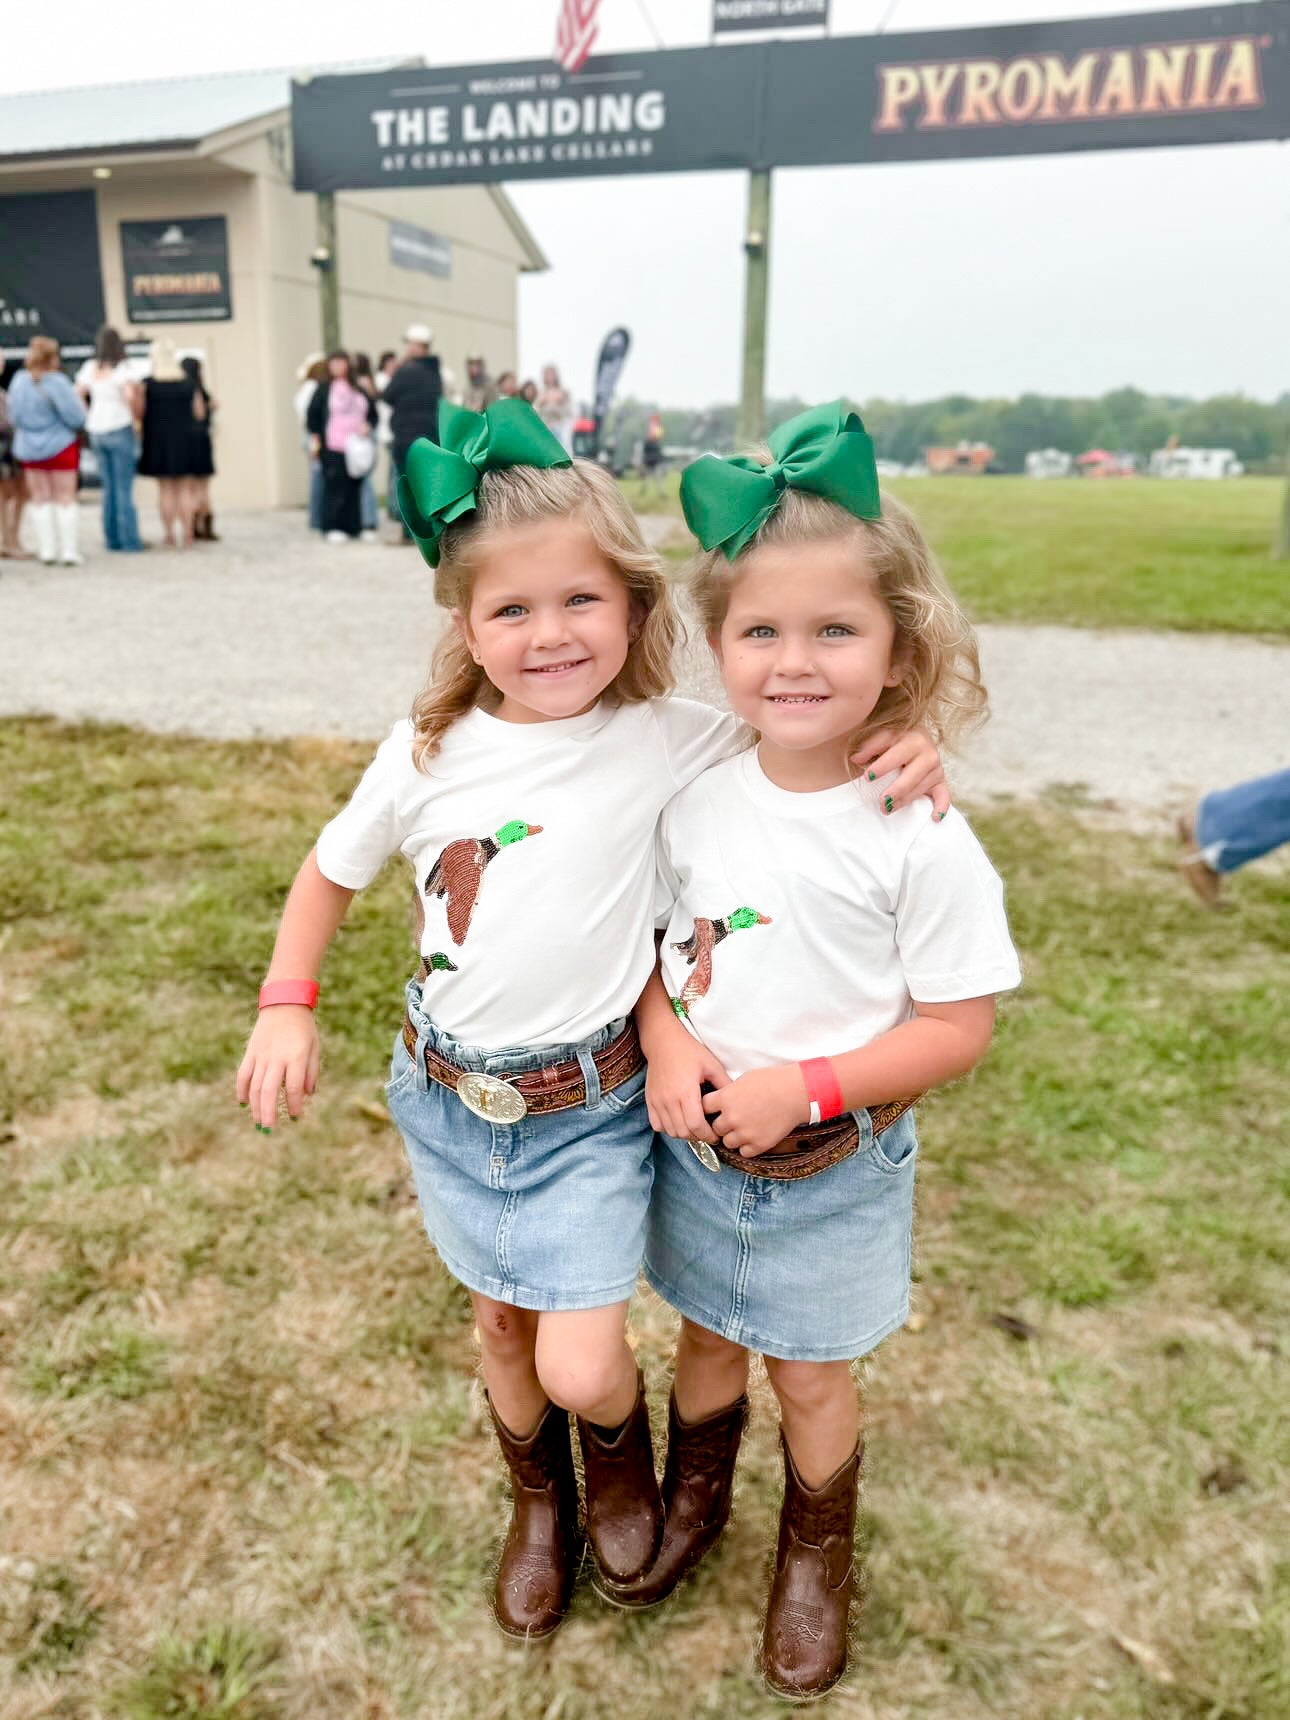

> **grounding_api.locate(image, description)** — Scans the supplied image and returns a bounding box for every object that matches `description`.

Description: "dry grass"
[1,719,1287,1719]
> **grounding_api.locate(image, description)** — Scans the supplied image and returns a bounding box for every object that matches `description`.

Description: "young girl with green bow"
[236,398,951,1641]
[620,404,1021,1699]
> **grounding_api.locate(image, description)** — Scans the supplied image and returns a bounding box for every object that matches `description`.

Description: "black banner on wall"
[714,0,829,35]
[293,3,1290,190]
[122,218,232,323]
[0,190,105,359]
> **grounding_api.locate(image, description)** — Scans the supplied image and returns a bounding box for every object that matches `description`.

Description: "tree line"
[610,388,1290,474]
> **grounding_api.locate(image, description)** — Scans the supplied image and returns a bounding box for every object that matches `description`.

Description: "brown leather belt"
[401,1015,644,1119]
[705,1096,918,1181]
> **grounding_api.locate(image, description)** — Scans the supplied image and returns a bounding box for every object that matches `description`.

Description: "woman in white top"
[536,364,574,453]
[76,327,144,553]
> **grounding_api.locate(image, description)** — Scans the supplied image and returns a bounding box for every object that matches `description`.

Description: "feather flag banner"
[555,0,601,74]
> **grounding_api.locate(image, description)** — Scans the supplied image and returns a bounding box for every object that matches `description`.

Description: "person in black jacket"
[382,323,443,542]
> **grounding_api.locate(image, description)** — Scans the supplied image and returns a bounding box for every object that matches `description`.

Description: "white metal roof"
[0,63,400,161]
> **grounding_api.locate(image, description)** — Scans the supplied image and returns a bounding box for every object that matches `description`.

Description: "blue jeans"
[360,470,377,531]
[1195,769,1290,874]
[92,427,143,551]
[307,457,323,531]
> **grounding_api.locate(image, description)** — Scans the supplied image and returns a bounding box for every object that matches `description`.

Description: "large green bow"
[398,398,571,567]
[679,401,881,561]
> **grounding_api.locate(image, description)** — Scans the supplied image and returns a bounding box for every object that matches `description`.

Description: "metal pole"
[316,192,340,353]
[1276,455,1290,560]
[737,169,772,448]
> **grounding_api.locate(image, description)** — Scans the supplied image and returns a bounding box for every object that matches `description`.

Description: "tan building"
[0,68,547,509]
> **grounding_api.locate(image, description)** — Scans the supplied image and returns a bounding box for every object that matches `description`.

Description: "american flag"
[554,0,601,75]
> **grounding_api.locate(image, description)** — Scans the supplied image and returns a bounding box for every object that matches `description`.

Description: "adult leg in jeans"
[1195,769,1290,874]
[96,428,143,552]
[308,456,323,531]
[95,433,121,549]
[360,470,377,532]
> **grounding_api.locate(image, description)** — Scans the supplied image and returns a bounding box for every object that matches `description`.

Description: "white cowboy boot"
[31,503,57,564]
[55,504,83,566]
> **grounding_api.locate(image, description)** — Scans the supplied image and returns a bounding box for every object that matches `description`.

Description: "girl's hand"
[703,1065,810,1157]
[236,1005,321,1130]
[852,726,951,819]
[645,1026,731,1145]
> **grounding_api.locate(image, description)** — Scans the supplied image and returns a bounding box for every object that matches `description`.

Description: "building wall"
[94,169,278,510]
[88,124,537,511]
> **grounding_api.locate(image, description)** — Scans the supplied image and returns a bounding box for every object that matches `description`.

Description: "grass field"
[618,475,1290,637]
[2,720,1288,1720]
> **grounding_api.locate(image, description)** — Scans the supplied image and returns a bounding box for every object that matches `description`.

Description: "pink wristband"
[258,980,320,1011]
[799,1057,844,1124]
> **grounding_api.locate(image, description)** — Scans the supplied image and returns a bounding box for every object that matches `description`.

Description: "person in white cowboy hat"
[382,324,445,542]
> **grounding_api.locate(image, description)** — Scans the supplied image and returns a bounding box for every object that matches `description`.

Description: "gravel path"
[2,505,1286,830]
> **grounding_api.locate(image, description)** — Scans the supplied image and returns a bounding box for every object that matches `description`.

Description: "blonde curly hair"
[410,459,678,768]
[688,474,986,753]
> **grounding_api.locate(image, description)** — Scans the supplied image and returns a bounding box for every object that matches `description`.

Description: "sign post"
[315,192,340,353]
[737,170,772,447]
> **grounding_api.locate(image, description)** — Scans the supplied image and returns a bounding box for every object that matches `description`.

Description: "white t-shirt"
[76,360,139,435]
[316,698,738,1048]
[656,748,1021,1081]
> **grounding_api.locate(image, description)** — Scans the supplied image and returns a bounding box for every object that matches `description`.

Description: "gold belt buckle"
[456,1071,527,1124]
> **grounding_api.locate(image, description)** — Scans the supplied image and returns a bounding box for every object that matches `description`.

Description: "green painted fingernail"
[867,770,876,781]
[884,796,893,813]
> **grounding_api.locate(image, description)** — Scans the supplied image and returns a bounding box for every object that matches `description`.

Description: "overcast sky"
[5,0,1288,407]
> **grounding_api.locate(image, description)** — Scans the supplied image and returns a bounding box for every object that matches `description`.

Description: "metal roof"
[0,63,401,161]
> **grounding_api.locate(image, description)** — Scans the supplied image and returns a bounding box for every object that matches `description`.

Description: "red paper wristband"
[258,980,320,1011]
[799,1057,844,1123]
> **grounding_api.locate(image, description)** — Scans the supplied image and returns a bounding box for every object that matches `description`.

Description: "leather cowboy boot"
[488,1396,581,1639]
[608,1393,749,1608]
[576,1368,663,1590]
[760,1434,863,1702]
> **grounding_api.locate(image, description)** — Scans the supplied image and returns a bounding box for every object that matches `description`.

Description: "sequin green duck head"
[725,906,772,931]
[495,820,543,848]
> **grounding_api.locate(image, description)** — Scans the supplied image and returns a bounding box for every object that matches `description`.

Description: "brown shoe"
[488,1397,581,1639]
[760,1435,862,1702]
[576,1368,663,1589]
[606,1392,748,1608]
[1176,812,1223,908]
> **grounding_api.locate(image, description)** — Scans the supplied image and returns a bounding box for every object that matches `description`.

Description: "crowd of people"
[0,326,217,569]
[292,325,575,545]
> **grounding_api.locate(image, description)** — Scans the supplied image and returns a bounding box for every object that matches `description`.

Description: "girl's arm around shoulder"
[236,848,355,1130]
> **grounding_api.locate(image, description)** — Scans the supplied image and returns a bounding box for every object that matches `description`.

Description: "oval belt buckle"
[688,1138,721,1174]
[457,1071,527,1124]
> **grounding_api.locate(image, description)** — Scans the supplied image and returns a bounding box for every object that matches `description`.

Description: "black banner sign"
[389,218,453,277]
[122,217,232,323]
[0,190,105,360]
[293,4,1290,189]
[714,0,829,34]
[593,326,631,426]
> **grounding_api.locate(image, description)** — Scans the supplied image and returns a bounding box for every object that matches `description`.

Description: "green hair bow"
[397,398,572,567]
[679,401,881,561]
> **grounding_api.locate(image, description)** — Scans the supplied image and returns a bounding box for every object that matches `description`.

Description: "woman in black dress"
[138,341,203,549]
[181,356,217,541]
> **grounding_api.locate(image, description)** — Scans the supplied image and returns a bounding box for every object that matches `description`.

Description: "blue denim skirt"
[385,979,652,1312]
[643,1109,918,1362]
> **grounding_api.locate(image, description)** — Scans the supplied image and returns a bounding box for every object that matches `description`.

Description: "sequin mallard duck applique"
[671,905,772,1014]
[424,819,543,945]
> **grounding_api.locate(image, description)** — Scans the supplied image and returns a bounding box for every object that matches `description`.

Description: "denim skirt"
[643,1109,918,1362]
[385,979,653,1312]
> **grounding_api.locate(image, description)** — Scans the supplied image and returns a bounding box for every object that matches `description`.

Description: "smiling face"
[454,516,637,725]
[713,535,902,784]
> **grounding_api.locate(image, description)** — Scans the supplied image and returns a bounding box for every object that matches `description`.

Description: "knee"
[534,1345,627,1419]
[679,1319,746,1366]
[475,1303,537,1368]
[765,1357,853,1418]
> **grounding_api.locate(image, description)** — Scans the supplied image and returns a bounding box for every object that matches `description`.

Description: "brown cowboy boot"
[576,1368,663,1590]
[760,1434,863,1702]
[488,1396,581,1639]
[606,1392,749,1608]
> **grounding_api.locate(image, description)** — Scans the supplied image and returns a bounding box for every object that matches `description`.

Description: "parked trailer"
[1149,447,1245,479]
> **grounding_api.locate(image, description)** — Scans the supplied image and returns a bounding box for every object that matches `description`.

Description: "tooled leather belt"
[704,1096,918,1181]
[401,1015,644,1119]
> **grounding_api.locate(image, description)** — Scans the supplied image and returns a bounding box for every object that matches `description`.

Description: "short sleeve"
[75,360,93,388]
[315,721,417,890]
[654,698,740,792]
[653,802,683,929]
[893,809,1021,1002]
